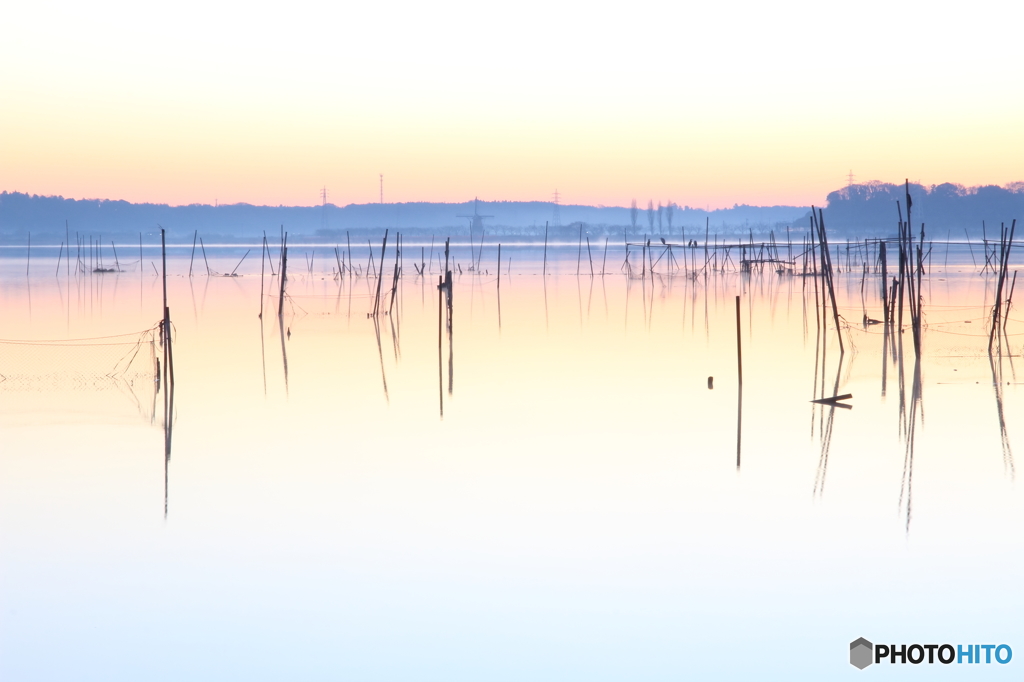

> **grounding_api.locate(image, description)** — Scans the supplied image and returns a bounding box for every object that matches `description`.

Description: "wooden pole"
[160,228,174,388]
[497,243,501,289]
[231,250,250,276]
[278,234,288,317]
[815,207,844,354]
[542,221,549,277]
[1004,270,1018,332]
[261,231,275,276]
[388,234,400,315]
[161,228,168,315]
[373,230,389,316]
[200,237,210,276]
[189,230,197,277]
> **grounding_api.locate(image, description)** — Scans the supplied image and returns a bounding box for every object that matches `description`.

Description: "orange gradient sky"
[2,0,1022,208]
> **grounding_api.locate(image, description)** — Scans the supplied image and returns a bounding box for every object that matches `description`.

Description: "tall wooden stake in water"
[542,221,549,277]
[373,230,389,316]
[161,229,168,318]
[160,227,174,389]
[278,233,288,317]
[259,238,266,319]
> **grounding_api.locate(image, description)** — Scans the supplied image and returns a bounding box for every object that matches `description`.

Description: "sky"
[2,0,1023,209]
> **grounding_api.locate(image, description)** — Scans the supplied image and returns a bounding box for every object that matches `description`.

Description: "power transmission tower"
[552,189,561,228]
[379,174,384,204]
[847,170,856,186]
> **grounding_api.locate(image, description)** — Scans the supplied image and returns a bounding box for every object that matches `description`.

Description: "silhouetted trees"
[823,181,1024,235]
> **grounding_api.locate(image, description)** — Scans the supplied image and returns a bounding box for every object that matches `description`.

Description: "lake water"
[1,239,1020,680]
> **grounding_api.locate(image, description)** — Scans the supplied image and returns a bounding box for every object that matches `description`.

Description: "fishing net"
[0,328,160,425]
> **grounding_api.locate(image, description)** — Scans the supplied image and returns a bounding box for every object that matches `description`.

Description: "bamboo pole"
[230,250,250,276]
[814,207,844,354]
[388,233,400,315]
[1004,270,1018,332]
[542,221,549,277]
[373,230,389,316]
[278,234,288,317]
[200,237,211,275]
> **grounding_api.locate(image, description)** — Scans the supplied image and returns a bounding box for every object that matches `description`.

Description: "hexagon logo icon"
[850,638,873,669]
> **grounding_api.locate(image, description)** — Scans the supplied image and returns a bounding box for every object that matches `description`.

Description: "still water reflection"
[0,245,1020,680]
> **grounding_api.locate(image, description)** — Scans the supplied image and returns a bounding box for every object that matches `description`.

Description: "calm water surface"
[1,243,1021,680]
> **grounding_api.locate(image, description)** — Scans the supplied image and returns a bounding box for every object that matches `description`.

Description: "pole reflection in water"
[898,355,922,532]
[438,275,444,418]
[278,313,289,397]
[373,317,389,404]
[735,295,742,470]
[990,348,1016,479]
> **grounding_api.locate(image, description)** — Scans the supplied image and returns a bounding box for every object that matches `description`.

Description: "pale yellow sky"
[2,0,1022,208]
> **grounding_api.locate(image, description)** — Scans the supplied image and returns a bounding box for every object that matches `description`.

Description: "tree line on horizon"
[1,181,1020,242]
[820,181,1024,236]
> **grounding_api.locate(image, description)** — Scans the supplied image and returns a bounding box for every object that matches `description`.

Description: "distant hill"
[0,192,808,244]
